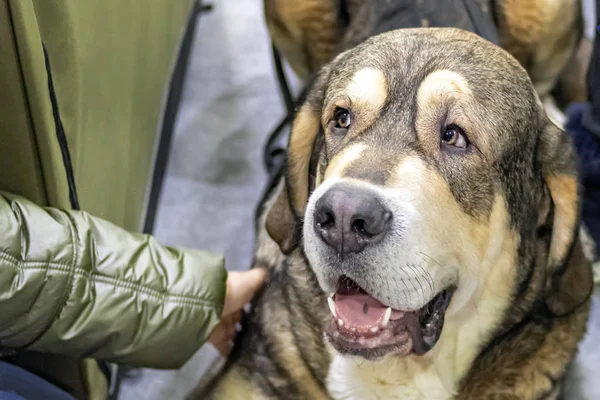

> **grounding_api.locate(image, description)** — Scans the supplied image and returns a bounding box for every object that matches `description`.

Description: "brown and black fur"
[192,28,593,400]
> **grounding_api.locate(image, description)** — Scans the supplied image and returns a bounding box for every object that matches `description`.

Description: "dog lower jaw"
[325,322,414,361]
[324,288,455,360]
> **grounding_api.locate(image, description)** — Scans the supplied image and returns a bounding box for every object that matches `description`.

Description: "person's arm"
[0,191,226,369]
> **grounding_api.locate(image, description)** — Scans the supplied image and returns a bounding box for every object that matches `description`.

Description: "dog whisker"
[406,263,426,301]
[416,253,438,294]
[419,251,442,268]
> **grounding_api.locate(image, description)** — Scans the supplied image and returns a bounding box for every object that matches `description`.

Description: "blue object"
[565,102,600,255]
[0,361,75,400]
[0,393,26,400]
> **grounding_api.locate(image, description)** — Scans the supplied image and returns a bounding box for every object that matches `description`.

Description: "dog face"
[267,28,591,361]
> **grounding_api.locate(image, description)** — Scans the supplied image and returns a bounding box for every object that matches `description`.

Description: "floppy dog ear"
[266,68,330,254]
[265,181,300,254]
[540,123,593,316]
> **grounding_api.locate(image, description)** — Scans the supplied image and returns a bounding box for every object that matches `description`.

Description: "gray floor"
[119,0,600,398]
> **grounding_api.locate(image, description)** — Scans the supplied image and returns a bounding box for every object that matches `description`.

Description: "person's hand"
[208,268,267,356]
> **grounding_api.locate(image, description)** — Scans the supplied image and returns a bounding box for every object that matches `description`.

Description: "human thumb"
[221,268,267,317]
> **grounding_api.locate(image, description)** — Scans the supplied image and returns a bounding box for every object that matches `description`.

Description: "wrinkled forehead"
[322,29,539,139]
[311,29,545,219]
[327,29,531,91]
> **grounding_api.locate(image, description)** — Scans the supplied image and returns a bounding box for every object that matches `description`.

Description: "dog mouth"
[325,276,454,360]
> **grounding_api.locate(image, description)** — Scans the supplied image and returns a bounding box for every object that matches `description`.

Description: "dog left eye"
[441,125,468,149]
[331,108,351,135]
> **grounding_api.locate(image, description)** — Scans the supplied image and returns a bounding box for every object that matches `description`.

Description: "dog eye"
[333,108,351,131]
[441,125,468,149]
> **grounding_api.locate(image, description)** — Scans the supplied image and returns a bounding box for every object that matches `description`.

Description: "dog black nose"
[314,184,392,255]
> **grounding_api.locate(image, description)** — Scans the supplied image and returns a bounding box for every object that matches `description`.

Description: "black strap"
[262,45,296,176]
[142,0,208,234]
[272,43,296,116]
[43,45,80,210]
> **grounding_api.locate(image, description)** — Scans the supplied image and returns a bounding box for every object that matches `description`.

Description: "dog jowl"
[203,28,593,400]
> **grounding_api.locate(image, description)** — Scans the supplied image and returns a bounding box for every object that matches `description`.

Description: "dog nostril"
[322,212,335,228]
[352,211,392,238]
[352,218,367,235]
[383,211,392,226]
[317,210,335,229]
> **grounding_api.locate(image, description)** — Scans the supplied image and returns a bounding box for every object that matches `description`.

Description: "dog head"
[266,28,592,361]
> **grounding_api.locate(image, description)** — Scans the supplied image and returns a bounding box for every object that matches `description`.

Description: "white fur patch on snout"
[303,176,443,311]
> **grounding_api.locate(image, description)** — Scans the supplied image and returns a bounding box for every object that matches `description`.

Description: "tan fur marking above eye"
[288,107,321,214]
[324,144,365,180]
[345,68,387,113]
[325,68,387,137]
[546,174,578,266]
[415,70,475,150]
[417,70,472,110]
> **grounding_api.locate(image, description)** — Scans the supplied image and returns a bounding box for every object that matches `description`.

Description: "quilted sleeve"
[0,192,227,369]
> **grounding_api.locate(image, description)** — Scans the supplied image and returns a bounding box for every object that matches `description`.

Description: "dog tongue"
[334,292,387,330]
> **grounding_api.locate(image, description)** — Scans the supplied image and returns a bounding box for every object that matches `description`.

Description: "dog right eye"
[332,108,351,134]
[441,124,468,149]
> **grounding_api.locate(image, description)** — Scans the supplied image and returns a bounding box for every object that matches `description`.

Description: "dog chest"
[326,355,455,400]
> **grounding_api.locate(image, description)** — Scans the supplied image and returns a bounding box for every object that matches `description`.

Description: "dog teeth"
[328,296,337,318]
[338,319,344,327]
[381,307,391,327]
[370,326,379,333]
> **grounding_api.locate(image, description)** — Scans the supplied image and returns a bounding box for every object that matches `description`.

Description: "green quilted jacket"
[0,0,227,398]
[0,191,226,367]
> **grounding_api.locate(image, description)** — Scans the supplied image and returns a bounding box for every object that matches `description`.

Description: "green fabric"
[33,0,196,231]
[0,192,227,368]
[0,1,213,396]
[0,0,63,207]
[1,0,195,230]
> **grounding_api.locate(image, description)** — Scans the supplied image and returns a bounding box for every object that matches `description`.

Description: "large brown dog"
[194,28,594,400]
